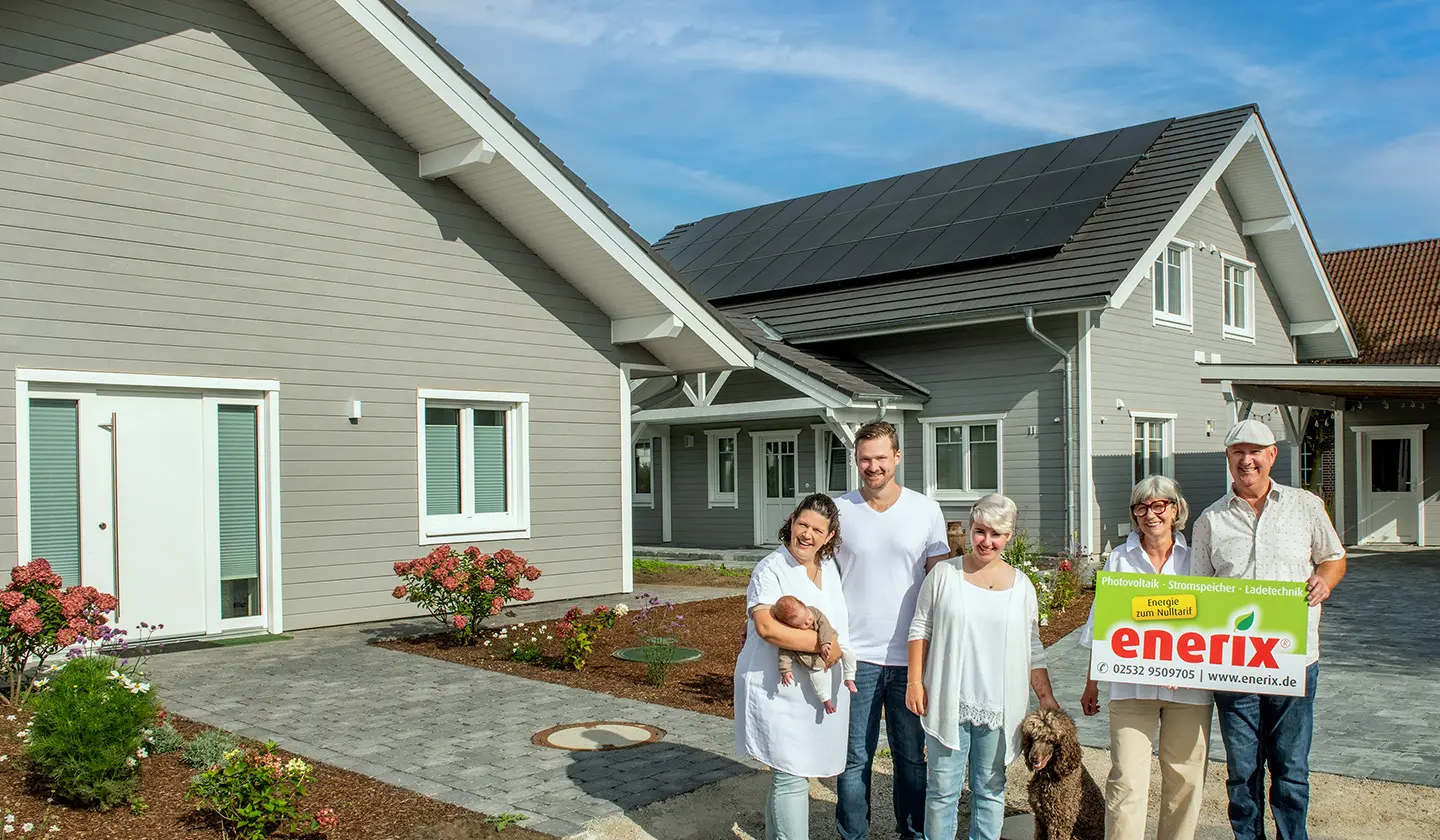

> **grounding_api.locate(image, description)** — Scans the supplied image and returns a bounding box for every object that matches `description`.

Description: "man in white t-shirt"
[834,421,949,840]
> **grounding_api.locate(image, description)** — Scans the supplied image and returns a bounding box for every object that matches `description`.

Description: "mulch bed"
[1039,589,1094,648]
[632,564,751,589]
[377,589,1096,721]
[0,713,547,840]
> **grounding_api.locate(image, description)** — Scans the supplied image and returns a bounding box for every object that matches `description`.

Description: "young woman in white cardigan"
[905,493,1059,840]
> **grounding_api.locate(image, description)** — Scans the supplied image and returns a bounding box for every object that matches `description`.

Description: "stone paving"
[145,585,752,838]
[1046,547,1440,787]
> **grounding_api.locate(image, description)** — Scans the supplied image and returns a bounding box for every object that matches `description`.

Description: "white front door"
[1358,427,1425,544]
[753,432,799,545]
[80,391,209,637]
[25,384,270,639]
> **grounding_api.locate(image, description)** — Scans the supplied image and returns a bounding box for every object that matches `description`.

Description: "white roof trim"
[248,0,751,370]
[1199,364,1440,387]
[1108,114,1357,360]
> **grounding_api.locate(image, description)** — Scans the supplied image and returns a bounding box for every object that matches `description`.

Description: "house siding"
[658,419,819,547]
[1339,404,1440,546]
[0,0,629,629]
[710,369,806,404]
[830,315,1079,549]
[1088,181,1294,551]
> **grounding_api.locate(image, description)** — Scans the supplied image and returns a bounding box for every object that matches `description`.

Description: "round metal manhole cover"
[611,646,704,663]
[532,721,666,751]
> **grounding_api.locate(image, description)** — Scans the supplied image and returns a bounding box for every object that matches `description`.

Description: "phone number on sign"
[1108,663,1196,680]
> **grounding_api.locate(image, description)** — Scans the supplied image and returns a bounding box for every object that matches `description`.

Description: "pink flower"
[464,546,482,561]
[442,576,460,592]
[489,600,504,616]
[316,808,338,832]
[56,628,77,646]
[478,576,495,593]
[393,561,409,576]
[0,592,22,610]
[523,566,541,582]
[392,585,408,599]
[514,588,534,602]
[452,615,468,630]
[1059,559,1073,572]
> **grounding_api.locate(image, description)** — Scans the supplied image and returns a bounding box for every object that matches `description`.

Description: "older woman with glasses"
[1078,475,1212,840]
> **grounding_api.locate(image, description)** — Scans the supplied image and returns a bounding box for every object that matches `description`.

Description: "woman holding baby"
[734,493,853,839]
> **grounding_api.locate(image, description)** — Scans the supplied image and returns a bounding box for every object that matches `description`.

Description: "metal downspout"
[1024,308,1075,549]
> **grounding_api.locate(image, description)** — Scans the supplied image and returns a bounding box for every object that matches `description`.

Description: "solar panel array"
[658,118,1173,301]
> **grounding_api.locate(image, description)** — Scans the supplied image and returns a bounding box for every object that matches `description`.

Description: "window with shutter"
[417,392,529,541]
[28,399,81,586]
[218,405,261,619]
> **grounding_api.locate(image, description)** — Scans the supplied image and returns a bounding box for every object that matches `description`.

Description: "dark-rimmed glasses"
[1131,499,1175,517]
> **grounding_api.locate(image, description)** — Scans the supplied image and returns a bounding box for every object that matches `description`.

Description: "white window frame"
[1221,253,1257,342]
[633,438,653,508]
[919,414,1005,502]
[705,428,740,508]
[1131,412,1176,482]
[1151,239,1194,330]
[811,425,857,495]
[416,389,530,543]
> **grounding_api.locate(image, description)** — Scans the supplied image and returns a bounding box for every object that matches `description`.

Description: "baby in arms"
[771,595,857,713]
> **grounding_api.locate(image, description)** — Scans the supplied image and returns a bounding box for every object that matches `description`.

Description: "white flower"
[530,636,537,642]
[614,603,630,616]
[5,824,14,833]
[135,748,148,759]
[547,636,553,641]
[32,679,47,690]
[5,816,13,824]
[3,716,13,722]
[107,670,122,681]
[130,682,151,694]
[482,641,490,647]
[124,756,137,768]
[0,756,8,763]
[21,824,30,833]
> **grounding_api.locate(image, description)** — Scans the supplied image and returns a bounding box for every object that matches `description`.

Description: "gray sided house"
[2,0,751,638]
[633,106,1357,556]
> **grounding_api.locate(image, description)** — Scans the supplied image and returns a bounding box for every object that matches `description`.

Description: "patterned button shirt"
[1191,481,1344,664]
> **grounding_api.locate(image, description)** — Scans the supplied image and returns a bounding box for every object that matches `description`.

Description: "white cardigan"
[907,558,1046,764]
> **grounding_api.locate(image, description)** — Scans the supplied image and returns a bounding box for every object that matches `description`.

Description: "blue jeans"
[767,771,810,840]
[924,727,1006,840]
[1214,661,1320,840]
[837,662,926,840]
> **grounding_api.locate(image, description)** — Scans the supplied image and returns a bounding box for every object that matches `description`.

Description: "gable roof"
[727,316,929,404]
[1323,238,1440,364]
[242,0,752,373]
[654,106,1355,361]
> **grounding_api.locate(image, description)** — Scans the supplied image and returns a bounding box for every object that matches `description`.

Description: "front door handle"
[98,522,107,530]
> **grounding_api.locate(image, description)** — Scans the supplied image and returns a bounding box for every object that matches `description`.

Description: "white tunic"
[956,583,1010,729]
[734,547,852,777]
[908,558,1046,764]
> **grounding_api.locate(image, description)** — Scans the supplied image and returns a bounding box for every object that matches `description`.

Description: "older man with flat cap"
[1191,418,1345,840]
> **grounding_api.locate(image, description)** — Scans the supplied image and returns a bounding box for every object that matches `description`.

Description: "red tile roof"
[1322,238,1440,364]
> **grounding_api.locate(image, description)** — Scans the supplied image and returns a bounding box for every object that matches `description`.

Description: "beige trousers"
[1105,698,1213,840]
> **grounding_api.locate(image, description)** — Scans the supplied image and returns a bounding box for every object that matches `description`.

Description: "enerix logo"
[1110,610,1284,669]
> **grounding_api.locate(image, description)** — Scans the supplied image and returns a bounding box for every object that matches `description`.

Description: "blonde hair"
[969,493,1018,535]
[1129,475,1190,532]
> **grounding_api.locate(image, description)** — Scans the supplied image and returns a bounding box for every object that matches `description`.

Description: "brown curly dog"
[1021,708,1105,840]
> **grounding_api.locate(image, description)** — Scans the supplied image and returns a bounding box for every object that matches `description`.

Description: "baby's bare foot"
[824,700,837,714]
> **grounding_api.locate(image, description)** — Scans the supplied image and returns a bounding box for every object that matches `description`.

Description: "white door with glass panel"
[754,432,799,545]
[1358,427,1425,544]
[26,389,267,638]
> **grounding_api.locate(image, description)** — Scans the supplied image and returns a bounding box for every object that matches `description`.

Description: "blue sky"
[405,0,1440,251]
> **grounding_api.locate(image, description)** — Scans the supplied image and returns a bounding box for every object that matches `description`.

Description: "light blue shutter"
[218,405,260,582]
[29,400,80,586]
[474,410,507,514]
[425,408,461,515]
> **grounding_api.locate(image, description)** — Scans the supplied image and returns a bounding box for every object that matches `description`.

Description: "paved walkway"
[146,585,751,838]
[1046,547,1440,787]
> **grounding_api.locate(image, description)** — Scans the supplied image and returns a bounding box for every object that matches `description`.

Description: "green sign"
[1089,572,1310,696]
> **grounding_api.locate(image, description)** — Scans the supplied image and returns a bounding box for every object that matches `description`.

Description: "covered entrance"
[17,371,281,638]
[1201,364,1440,547]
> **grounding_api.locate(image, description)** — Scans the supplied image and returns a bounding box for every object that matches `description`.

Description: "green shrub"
[147,721,185,755]
[25,655,157,810]
[557,606,619,670]
[1002,532,1055,625]
[183,728,241,769]
[186,740,336,840]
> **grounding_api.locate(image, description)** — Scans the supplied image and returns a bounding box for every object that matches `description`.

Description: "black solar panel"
[656,117,1174,301]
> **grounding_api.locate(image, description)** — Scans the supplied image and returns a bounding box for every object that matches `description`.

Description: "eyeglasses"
[1131,499,1175,517]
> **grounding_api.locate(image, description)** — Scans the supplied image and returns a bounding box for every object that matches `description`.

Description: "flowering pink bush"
[0,559,118,703]
[556,605,618,670]
[392,546,540,644]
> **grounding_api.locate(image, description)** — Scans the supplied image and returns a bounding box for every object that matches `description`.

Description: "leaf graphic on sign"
[1234,611,1256,632]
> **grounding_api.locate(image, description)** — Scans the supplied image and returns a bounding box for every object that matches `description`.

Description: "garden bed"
[632,558,751,589]
[0,712,547,840]
[377,589,1095,721]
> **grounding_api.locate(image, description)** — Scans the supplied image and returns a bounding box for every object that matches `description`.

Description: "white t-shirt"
[835,487,949,666]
